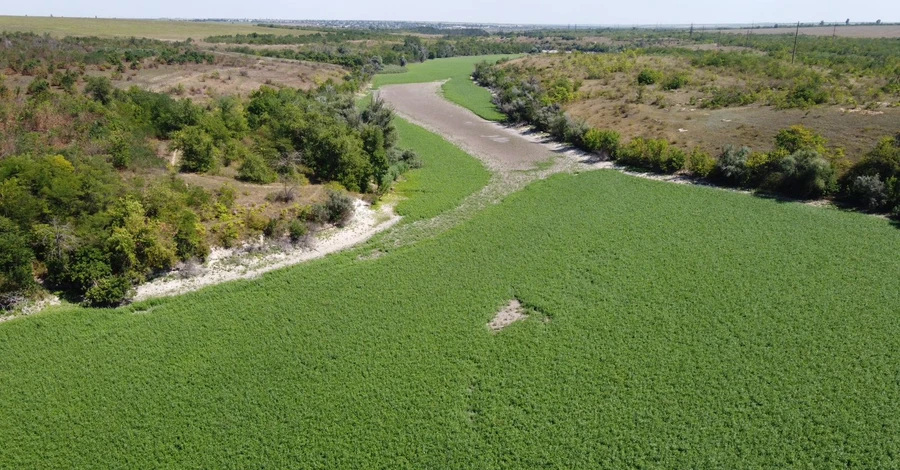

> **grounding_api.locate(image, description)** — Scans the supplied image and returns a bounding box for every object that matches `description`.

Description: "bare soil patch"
[178,173,328,216]
[378,82,555,171]
[115,56,345,100]
[488,299,527,331]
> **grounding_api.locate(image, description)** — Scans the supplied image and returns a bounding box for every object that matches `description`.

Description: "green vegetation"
[0,39,406,307]
[374,55,519,120]
[2,170,899,467]
[392,117,490,220]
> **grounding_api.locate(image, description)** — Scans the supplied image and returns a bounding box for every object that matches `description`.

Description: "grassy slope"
[0,16,319,40]
[2,171,899,467]
[392,117,490,221]
[373,55,516,121]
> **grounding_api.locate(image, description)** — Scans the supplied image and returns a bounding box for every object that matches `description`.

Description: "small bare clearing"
[488,299,527,332]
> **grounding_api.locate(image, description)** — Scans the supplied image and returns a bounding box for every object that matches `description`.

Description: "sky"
[4,0,898,25]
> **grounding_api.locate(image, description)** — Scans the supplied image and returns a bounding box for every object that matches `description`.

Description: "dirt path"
[379,82,557,172]
[370,82,607,251]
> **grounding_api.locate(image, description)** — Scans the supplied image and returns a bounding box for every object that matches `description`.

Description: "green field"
[0,16,319,40]
[2,169,899,467]
[373,55,517,121]
[392,117,490,221]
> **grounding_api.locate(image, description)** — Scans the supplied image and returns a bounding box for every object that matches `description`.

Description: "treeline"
[205,30,396,45]
[0,72,415,308]
[0,32,215,76]
[474,61,900,217]
[226,35,532,72]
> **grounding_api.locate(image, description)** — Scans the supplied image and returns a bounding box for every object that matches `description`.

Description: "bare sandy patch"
[487,299,527,332]
[133,198,400,301]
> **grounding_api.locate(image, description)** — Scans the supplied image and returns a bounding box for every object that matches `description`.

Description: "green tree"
[174,126,218,173]
[0,217,35,295]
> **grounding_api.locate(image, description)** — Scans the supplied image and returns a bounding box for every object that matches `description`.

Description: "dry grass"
[112,55,346,100]
[510,54,900,160]
[0,16,320,41]
[179,172,328,217]
[709,25,900,38]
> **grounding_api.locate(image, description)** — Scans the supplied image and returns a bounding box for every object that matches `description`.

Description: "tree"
[845,18,850,25]
[777,149,835,198]
[273,151,304,202]
[173,126,217,173]
[0,217,35,295]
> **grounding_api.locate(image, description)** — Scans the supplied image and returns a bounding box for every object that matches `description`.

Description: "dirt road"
[378,82,556,171]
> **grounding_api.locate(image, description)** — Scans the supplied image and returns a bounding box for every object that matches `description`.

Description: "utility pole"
[791,21,800,64]
[832,23,837,39]
[689,23,694,38]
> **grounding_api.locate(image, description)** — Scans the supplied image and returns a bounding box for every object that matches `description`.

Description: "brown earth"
[708,25,900,38]
[179,172,328,217]
[509,54,900,160]
[378,82,555,171]
[112,55,346,100]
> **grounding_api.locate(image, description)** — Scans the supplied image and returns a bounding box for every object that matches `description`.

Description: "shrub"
[319,190,354,227]
[238,152,276,184]
[617,138,684,173]
[84,76,113,105]
[637,69,663,85]
[663,74,689,91]
[83,275,132,307]
[776,149,836,199]
[686,147,715,177]
[849,175,888,211]
[26,78,50,96]
[701,86,757,109]
[774,125,827,155]
[288,219,308,243]
[174,126,218,173]
[715,145,752,186]
[582,129,620,157]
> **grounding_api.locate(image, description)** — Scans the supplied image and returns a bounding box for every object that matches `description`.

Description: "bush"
[238,152,276,184]
[663,74,689,91]
[83,275,132,307]
[776,149,836,199]
[174,126,218,173]
[774,125,827,155]
[582,128,620,157]
[617,138,685,173]
[715,145,752,186]
[701,87,757,109]
[317,190,355,227]
[84,76,113,105]
[637,69,663,85]
[686,147,716,177]
[288,219,308,243]
[26,78,50,96]
[849,175,888,211]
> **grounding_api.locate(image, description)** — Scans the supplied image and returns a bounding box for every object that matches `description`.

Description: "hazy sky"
[5,0,898,25]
